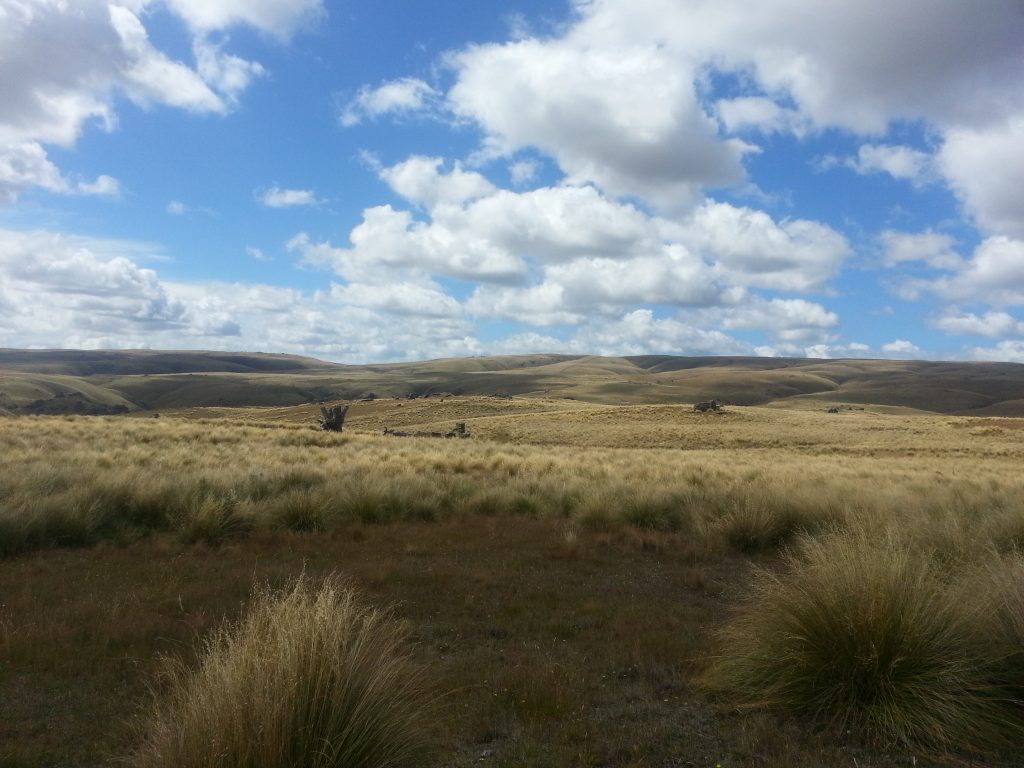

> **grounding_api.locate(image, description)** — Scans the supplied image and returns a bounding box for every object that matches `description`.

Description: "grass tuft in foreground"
[131,575,434,768]
[704,528,1024,752]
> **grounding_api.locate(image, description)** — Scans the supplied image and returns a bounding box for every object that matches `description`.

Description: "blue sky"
[1,0,1023,363]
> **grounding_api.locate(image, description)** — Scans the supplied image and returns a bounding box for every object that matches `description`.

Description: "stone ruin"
[384,421,470,439]
[825,404,866,414]
[692,399,722,412]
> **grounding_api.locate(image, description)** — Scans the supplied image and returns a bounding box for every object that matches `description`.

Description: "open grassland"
[2,399,1024,766]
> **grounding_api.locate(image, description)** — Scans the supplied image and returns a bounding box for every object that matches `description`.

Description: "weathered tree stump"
[319,405,349,432]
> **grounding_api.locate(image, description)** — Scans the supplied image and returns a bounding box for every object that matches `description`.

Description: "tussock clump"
[0,493,112,555]
[242,469,326,502]
[462,488,508,517]
[336,476,446,524]
[462,482,558,519]
[705,529,1022,751]
[268,488,329,531]
[978,554,1024,705]
[572,488,692,535]
[573,491,625,534]
[132,575,434,768]
[619,490,692,533]
[179,493,252,546]
[981,505,1024,555]
[716,495,832,554]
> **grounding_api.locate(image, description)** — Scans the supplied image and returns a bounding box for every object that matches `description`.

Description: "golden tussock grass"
[130,575,434,768]
[704,527,1024,751]
[3,402,1024,766]
[3,406,1024,559]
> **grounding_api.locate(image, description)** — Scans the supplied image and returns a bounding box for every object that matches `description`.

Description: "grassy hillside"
[0,372,138,414]
[0,349,338,376]
[2,349,1024,414]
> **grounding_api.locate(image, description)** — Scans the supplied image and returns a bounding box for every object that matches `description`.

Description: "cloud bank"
[0,0,324,201]
[4,0,1024,362]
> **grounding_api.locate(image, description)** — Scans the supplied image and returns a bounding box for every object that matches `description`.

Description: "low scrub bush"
[705,529,1022,752]
[132,575,434,768]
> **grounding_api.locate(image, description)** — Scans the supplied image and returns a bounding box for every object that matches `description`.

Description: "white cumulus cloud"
[934,311,1024,339]
[713,297,839,343]
[572,310,754,358]
[0,227,186,346]
[0,225,484,362]
[293,160,851,353]
[258,187,321,208]
[846,144,936,187]
[0,0,320,201]
[803,342,873,359]
[881,339,925,358]
[929,236,1024,306]
[680,202,850,292]
[340,78,440,127]
[107,5,224,113]
[939,117,1024,238]
[448,35,752,209]
[716,97,808,136]
[880,230,962,270]
[379,156,496,210]
[159,0,325,38]
[428,0,1023,216]
[966,341,1024,364]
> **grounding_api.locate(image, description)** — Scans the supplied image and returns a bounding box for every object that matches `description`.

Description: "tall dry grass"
[3,412,1024,560]
[131,575,434,768]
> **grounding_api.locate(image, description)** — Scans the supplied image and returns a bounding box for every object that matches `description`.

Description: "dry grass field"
[2,394,1024,766]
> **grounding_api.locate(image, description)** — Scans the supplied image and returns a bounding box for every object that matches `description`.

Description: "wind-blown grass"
[131,575,434,768]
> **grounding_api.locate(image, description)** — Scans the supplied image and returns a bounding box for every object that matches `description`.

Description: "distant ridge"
[1,349,1023,416]
[0,349,341,376]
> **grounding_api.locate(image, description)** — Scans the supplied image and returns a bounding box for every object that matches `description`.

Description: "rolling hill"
[1,348,1023,416]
